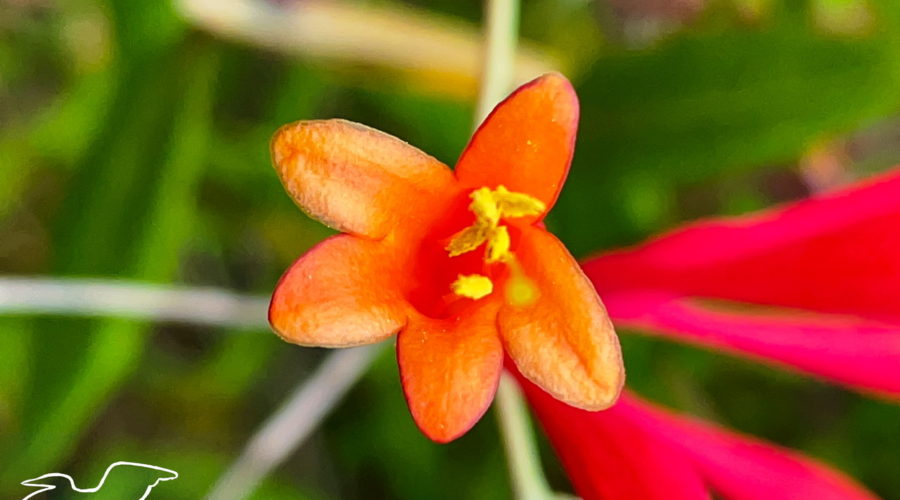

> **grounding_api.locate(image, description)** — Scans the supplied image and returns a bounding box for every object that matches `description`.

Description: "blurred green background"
[2,0,900,498]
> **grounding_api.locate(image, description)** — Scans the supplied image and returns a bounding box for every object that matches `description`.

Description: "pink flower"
[522,385,877,500]
[586,170,900,397]
[522,169,900,498]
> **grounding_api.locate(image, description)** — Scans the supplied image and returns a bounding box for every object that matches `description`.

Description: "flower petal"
[454,73,579,216]
[522,383,877,500]
[617,394,879,500]
[269,235,409,347]
[586,169,900,321]
[397,304,503,443]
[272,119,457,238]
[519,378,710,500]
[499,227,623,410]
[605,291,900,398]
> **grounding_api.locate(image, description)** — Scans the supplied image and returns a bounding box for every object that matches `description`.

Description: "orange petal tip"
[397,307,504,443]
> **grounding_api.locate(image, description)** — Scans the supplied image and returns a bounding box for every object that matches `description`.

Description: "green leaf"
[0,45,221,487]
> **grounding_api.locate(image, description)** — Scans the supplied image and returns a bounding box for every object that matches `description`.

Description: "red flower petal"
[397,303,504,443]
[583,169,900,395]
[586,169,900,321]
[605,292,900,398]
[499,227,623,410]
[522,381,878,500]
[617,394,879,500]
[270,235,409,347]
[272,119,457,239]
[520,379,710,500]
[455,73,579,218]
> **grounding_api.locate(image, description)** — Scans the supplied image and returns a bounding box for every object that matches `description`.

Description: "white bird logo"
[20,461,178,500]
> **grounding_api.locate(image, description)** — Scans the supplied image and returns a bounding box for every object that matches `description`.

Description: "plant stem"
[475,0,519,125]
[474,1,558,498]
[496,373,559,500]
[206,344,385,500]
[0,276,268,328]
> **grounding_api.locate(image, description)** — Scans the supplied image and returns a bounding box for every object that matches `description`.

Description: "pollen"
[445,185,544,262]
[494,185,546,217]
[446,186,544,302]
[485,225,510,263]
[470,187,502,226]
[452,274,494,300]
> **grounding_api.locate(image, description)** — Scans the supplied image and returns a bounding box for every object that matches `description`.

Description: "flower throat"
[445,185,542,305]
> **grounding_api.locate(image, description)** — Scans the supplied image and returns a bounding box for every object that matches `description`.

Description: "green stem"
[474,1,558,498]
[474,0,520,125]
[496,374,557,500]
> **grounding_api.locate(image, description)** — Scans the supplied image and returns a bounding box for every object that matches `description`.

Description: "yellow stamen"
[446,224,489,257]
[446,186,544,301]
[445,185,544,262]
[485,225,510,263]
[494,185,546,218]
[469,186,501,226]
[452,274,494,300]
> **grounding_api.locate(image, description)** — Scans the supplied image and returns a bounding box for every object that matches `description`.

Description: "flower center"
[445,185,544,302]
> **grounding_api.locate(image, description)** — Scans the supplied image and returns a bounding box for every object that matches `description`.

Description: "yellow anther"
[446,186,543,303]
[486,225,510,263]
[445,185,544,261]
[446,224,489,257]
[494,185,546,218]
[452,274,494,300]
[469,186,501,225]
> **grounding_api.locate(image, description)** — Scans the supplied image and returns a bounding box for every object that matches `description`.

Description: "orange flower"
[269,73,624,442]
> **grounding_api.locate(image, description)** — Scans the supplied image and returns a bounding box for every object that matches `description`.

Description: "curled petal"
[455,73,579,218]
[617,394,879,500]
[397,303,503,443]
[270,235,408,347]
[522,383,878,500]
[605,292,900,398]
[520,379,710,500]
[499,227,624,410]
[586,169,900,321]
[272,119,457,238]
